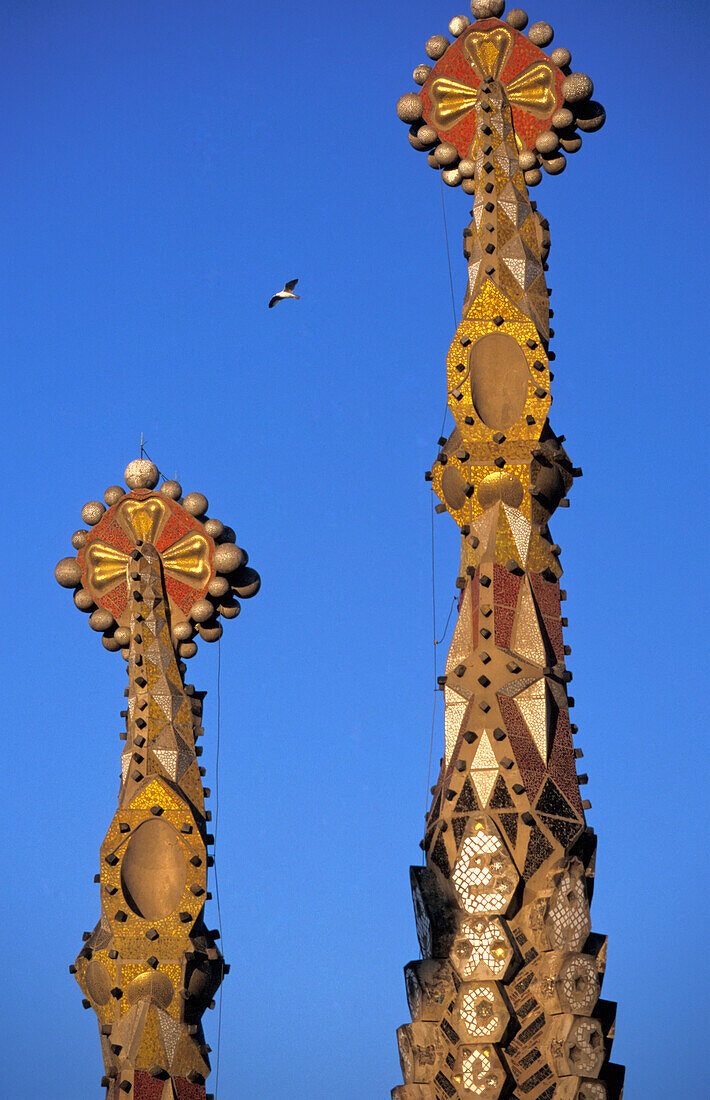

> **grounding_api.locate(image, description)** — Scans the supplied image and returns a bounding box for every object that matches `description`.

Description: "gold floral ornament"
[396,12,606,189]
[55,458,260,656]
[428,25,558,138]
[85,497,212,599]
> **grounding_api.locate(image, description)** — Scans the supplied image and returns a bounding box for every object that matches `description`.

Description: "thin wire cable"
[439,173,458,328]
[423,177,461,854]
[212,639,225,1096]
[424,488,438,858]
[435,596,457,646]
[139,444,170,486]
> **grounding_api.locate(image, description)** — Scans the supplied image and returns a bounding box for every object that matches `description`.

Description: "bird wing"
[284,278,299,292]
[268,294,282,308]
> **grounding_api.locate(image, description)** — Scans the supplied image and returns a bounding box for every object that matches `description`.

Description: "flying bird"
[269,279,300,308]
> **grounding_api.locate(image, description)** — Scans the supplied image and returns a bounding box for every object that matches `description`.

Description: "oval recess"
[441,466,468,511]
[85,959,112,1005]
[120,818,187,921]
[468,332,530,430]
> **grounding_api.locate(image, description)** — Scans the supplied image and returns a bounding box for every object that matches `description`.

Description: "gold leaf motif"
[161,532,212,589]
[464,26,513,79]
[429,77,480,130]
[84,541,130,595]
[117,497,168,545]
[505,62,557,118]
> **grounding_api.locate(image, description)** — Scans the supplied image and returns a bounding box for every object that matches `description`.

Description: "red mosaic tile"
[529,573,560,618]
[498,695,545,798]
[494,564,521,608]
[133,1072,166,1100]
[174,1079,207,1100]
[547,709,583,816]
[495,606,515,649]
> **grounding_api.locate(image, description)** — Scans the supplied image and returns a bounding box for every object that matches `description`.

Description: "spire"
[393,5,622,1098]
[56,458,260,1098]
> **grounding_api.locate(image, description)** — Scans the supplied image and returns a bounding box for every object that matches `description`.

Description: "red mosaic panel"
[174,1080,207,1100]
[528,573,560,618]
[470,577,479,639]
[155,508,198,555]
[494,563,521,609]
[495,605,515,649]
[133,1072,166,1100]
[498,694,545,798]
[419,18,565,156]
[547,709,584,815]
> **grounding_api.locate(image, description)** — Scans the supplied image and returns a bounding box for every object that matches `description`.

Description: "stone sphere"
[413,64,433,86]
[562,72,594,104]
[575,100,606,133]
[524,168,543,187]
[203,517,224,539]
[396,93,423,123]
[208,575,230,599]
[417,124,438,146]
[189,598,214,623]
[550,47,571,69]
[102,634,122,652]
[462,178,476,195]
[179,641,198,659]
[104,486,125,506]
[55,557,82,588]
[518,150,538,171]
[427,152,440,169]
[160,480,182,500]
[172,620,195,642]
[535,130,559,154]
[551,107,574,130]
[213,542,246,574]
[458,158,476,178]
[409,128,428,151]
[71,530,88,550]
[198,622,223,643]
[219,599,241,620]
[182,492,208,517]
[81,501,106,526]
[231,566,261,599]
[425,35,449,60]
[434,142,459,166]
[89,608,115,633]
[506,8,528,29]
[560,134,582,154]
[124,459,159,490]
[121,649,129,661]
[541,152,567,174]
[471,0,505,18]
[113,627,131,647]
[73,588,96,612]
[528,20,553,46]
[442,168,462,187]
[449,15,471,36]
[219,525,236,543]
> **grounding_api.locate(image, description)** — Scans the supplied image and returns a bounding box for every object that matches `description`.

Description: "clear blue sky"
[1,1,707,1096]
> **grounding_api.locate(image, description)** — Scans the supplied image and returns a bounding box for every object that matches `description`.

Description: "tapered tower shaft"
[57,458,260,1097]
[393,7,623,1099]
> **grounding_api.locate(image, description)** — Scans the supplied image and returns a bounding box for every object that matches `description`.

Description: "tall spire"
[56,458,260,1098]
[394,4,622,1099]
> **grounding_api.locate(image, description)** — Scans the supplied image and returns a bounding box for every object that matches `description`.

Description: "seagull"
[269,278,300,308]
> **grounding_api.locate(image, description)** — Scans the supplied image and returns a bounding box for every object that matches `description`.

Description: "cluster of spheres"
[396,0,605,189]
[55,458,260,660]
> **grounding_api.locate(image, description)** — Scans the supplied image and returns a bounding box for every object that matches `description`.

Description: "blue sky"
[1,1,707,1096]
